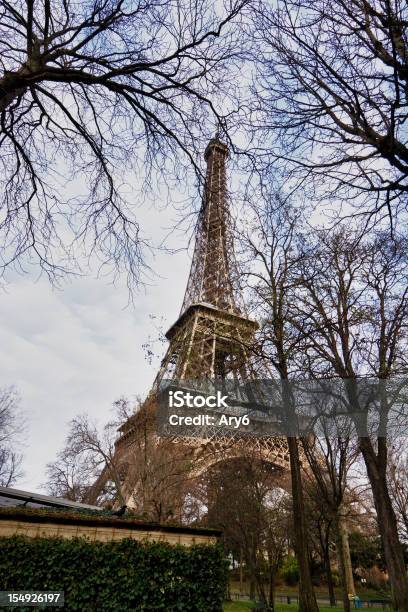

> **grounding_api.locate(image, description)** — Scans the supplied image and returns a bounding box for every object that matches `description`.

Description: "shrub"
[0,536,227,611]
[279,555,299,586]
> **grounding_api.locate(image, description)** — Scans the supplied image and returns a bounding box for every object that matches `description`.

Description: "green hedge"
[0,536,227,611]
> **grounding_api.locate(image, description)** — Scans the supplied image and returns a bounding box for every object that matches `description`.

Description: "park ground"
[224,585,392,611]
[225,583,391,611]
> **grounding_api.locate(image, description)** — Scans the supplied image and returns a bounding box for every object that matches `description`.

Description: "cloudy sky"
[0,199,192,492]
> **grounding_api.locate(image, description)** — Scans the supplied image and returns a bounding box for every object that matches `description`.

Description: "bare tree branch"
[0,386,25,486]
[0,0,249,289]
[249,0,408,225]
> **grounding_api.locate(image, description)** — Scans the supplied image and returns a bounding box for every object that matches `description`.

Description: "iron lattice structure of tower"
[155,137,257,384]
[86,137,290,509]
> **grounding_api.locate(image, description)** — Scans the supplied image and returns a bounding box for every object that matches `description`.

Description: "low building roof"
[0,485,102,511]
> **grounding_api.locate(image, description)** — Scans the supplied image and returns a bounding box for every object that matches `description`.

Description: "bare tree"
[206,455,290,610]
[241,190,408,607]
[302,431,359,612]
[0,0,248,287]
[263,491,291,610]
[295,228,408,610]
[240,194,319,612]
[0,386,25,486]
[251,0,408,224]
[47,397,192,519]
[303,486,336,606]
[45,410,127,505]
[45,451,94,502]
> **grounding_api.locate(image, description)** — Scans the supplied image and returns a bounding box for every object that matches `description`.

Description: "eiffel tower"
[86,136,290,510]
[155,137,257,383]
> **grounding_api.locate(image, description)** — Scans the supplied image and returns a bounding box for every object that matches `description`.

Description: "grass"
[223,603,254,612]
[223,604,343,612]
[229,582,382,600]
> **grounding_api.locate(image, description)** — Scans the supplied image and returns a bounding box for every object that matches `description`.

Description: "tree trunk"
[269,567,276,611]
[334,513,352,612]
[322,537,336,607]
[339,512,355,598]
[239,547,244,596]
[360,437,408,612]
[250,574,256,600]
[255,562,267,605]
[287,435,319,612]
[225,575,231,602]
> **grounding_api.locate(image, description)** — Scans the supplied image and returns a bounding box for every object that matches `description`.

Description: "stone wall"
[0,508,220,546]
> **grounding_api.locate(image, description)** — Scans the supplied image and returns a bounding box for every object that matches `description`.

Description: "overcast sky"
[0,146,353,494]
[0,199,192,493]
